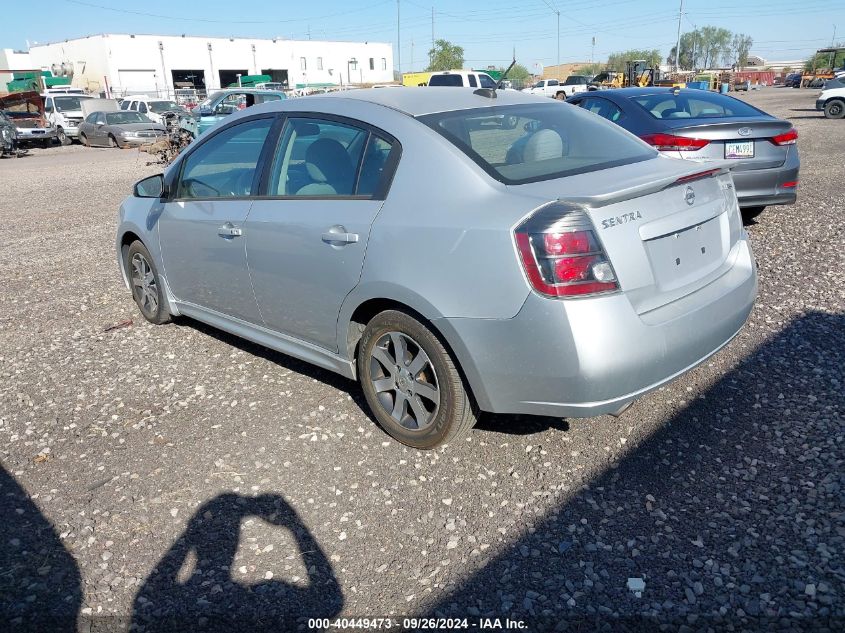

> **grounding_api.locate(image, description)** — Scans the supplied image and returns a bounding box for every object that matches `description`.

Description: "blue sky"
[2,0,842,71]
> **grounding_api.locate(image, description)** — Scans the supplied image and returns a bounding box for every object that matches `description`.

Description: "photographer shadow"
[132,493,342,632]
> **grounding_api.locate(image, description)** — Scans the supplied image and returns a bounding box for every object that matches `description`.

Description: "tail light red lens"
[514,203,619,298]
[781,180,798,188]
[640,133,710,151]
[770,128,798,145]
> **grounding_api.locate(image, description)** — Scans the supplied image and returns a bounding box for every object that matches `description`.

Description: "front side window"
[177,118,273,199]
[138,102,148,114]
[268,117,393,198]
[214,93,252,115]
[419,103,655,185]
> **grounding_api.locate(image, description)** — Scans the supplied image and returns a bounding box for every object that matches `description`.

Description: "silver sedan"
[116,88,757,448]
[78,110,166,148]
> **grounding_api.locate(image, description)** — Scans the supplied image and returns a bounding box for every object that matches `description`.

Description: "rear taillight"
[514,203,619,298]
[640,133,709,151]
[769,128,798,145]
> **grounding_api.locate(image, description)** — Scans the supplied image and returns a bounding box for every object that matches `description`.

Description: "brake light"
[514,203,618,298]
[770,128,798,145]
[781,180,798,188]
[640,133,709,151]
[675,168,721,185]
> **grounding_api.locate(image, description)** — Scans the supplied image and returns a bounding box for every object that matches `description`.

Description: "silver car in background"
[78,110,166,148]
[116,88,757,449]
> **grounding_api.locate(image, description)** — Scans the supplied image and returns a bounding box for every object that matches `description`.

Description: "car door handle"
[321,229,359,245]
[218,224,243,237]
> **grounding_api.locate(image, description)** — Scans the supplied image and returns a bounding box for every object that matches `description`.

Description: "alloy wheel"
[130,252,158,314]
[369,331,440,430]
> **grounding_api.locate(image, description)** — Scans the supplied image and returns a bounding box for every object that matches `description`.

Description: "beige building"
[541,62,592,81]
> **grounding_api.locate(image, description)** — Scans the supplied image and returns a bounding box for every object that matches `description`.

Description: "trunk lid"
[665,118,793,171]
[510,156,744,315]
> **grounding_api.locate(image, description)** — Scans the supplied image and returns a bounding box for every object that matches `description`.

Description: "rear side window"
[578,97,624,122]
[419,103,655,185]
[429,74,463,86]
[632,92,765,119]
[468,75,478,88]
[479,74,497,89]
[177,118,273,198]
[256,93,283,103]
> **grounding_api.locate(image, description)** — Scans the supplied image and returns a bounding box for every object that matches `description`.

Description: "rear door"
[244,115,399,351]
[158,116,277,323]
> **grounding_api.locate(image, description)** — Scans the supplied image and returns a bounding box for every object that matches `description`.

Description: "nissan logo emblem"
[738,127,752,136]
[685,186,695,206]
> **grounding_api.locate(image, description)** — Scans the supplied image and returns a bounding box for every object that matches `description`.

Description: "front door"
[245,116,398,350]
[158,116,275,324]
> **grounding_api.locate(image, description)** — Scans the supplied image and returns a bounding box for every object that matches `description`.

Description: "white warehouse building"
[24,33,395,96]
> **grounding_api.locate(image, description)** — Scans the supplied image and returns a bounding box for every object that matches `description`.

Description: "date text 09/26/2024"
[307,618,528,630]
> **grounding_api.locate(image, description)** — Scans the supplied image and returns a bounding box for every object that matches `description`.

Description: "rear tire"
[824,100,845,119]
[126,241,171,325]
[741,206,766,222]
[357,310,477,449]
[554,91,566,100]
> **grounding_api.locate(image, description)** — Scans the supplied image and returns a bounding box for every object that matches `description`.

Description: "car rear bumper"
[16,128,56,142]
[438,238,757,417]
[731,153,799,208]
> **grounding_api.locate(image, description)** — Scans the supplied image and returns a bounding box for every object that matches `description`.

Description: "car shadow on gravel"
[131,492,342,632]
[423,311,845,630]
[179,318,573,439]
[0,463,82,631]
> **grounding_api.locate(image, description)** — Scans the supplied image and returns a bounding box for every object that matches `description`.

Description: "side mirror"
[134,174,165,198]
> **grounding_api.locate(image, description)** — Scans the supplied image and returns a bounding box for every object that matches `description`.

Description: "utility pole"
[397,0,401,76]
[830,25,837,68]
[541,1,560,73]
[675,0,684,72]
[431,7,435,68]
[411,38,414,73]
[591,36,595,65]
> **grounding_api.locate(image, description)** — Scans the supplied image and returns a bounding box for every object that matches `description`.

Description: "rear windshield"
[631,91,765,120]
[418,103,655,185]
[429,74,464,87]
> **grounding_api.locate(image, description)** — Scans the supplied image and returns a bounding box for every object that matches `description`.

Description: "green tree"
[731,34,754,68]
[667,26,734,70]
[605,49,662,72]
[426,39,465,72]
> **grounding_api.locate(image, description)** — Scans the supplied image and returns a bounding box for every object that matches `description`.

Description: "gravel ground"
[0,88,843,632]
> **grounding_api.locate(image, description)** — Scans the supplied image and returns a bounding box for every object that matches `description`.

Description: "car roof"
[315,87,551,116]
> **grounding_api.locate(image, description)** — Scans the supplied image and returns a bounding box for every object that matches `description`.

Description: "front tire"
[108,134,118,148]
[357,310,476,449]
[824,100,845,119]
[57,127,71,145]
[126,241,171,325]
[80,133,89,147]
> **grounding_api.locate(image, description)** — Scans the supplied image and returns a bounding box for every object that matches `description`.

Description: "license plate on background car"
[725,140,754,159]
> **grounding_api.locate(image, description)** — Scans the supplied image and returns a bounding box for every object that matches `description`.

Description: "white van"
[42,93,96,144]
[427,70,498,89]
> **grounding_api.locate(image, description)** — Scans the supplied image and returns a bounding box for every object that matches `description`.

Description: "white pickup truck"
[522,75,590,100]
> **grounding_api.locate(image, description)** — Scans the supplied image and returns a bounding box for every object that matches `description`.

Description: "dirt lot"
[1,88,843,631]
